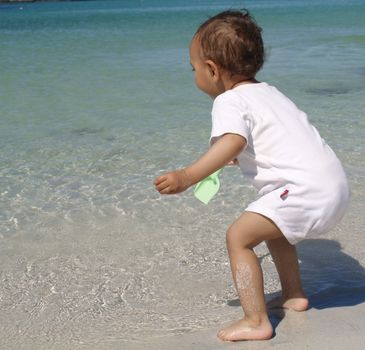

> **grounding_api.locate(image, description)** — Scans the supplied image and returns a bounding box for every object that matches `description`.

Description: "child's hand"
[154,169,192,195]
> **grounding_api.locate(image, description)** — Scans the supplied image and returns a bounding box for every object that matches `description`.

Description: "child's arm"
[154,133,246,194]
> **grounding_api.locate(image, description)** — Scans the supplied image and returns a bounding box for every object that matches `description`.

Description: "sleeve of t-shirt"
[210,90,251,145]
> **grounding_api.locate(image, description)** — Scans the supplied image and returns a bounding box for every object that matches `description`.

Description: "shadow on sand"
[296,239,365,309]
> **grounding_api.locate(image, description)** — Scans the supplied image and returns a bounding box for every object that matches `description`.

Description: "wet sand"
[109,198,365,350]
[1,195,364,349]
[123,302,365,350]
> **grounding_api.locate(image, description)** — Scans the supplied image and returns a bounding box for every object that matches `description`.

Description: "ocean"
[0,0,364,348]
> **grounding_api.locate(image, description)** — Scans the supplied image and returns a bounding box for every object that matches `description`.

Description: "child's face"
[189,37,223,99]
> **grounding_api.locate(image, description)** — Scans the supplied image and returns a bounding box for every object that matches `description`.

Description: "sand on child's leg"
[218,259,272,341]
[218,212,284,342]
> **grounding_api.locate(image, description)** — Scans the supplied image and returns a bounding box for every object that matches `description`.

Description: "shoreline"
[1,0,364,348]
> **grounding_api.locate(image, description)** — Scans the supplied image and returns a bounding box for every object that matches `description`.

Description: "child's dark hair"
[195,10,265,79]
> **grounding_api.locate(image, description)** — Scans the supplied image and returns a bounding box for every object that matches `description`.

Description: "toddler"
[154,10,349,342]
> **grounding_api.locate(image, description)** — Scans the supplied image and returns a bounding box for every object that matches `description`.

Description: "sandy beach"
[125,302,365,350]
[1,195,364,350]
[96,196,365,350]
[1,1,364,349]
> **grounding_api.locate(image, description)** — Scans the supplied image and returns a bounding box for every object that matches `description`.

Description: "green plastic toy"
[194,169,223,204]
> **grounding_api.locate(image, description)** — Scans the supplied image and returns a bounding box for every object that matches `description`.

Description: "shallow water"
[0,0,364,348]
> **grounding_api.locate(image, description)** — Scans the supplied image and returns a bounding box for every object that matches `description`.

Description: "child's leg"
[266,237,308,311]
[218,211,284,342]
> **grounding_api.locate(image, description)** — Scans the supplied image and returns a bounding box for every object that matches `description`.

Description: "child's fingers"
[155,182,169,193]
[154,177,171,193]
[159,185,173,194]
[154,174,168,187]
[154,172,180,194]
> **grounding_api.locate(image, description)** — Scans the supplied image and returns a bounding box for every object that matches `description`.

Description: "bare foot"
[217,317,273,341]
[267,296,309,311]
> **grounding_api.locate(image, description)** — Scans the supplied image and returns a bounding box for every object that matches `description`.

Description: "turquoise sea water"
[1,0,364,237]
[0,0,364,347]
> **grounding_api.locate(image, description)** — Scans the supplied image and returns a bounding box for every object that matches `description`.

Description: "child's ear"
[205,60,220,79]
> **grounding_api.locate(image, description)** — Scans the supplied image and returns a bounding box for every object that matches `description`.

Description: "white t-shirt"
[210,82,349,244]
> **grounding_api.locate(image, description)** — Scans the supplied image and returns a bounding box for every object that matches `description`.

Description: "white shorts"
[245,183,350,245]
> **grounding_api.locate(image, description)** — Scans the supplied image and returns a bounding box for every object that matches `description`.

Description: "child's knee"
[226,224,255,251]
